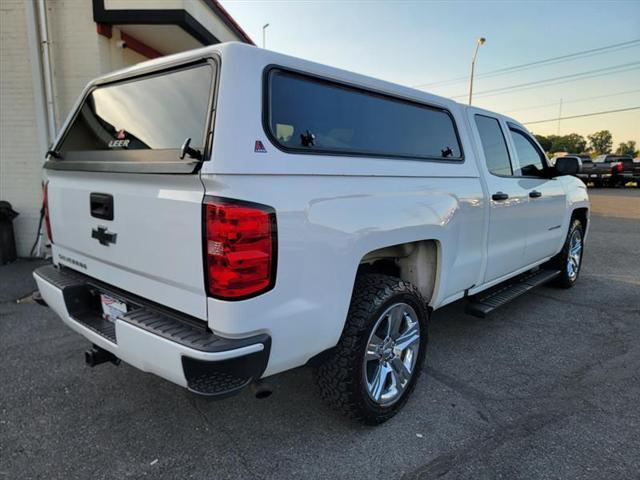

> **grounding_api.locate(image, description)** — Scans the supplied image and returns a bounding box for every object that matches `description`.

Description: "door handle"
[90,193,114,220]
[529,190,542,198]
[492,192,509,201]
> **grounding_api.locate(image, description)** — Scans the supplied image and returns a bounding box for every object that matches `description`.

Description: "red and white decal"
[254,140,267,153]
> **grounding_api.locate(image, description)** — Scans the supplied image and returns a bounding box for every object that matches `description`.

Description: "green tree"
[615,141,638,157]
[588,130,613,155]
[534,134,552,152]
[551,133,587,154]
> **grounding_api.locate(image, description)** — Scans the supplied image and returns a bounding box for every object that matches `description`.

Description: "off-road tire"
[314,274,428,425]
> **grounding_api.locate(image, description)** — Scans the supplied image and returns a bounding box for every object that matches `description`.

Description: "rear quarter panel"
[202,44,486,376]
[202,174,484,376]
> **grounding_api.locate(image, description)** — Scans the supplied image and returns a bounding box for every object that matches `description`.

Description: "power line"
[521,106,640,125]
[503,89,640,114]
[450,62,640,99]
[413,38,640,89]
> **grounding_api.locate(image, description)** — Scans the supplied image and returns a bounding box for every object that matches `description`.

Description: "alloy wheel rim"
[363,302,421,406]
[567,229,582,281]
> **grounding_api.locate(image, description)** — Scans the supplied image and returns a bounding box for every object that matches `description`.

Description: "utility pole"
[468,37,486,105]
[557,98,563,134]
[262,23,270,49]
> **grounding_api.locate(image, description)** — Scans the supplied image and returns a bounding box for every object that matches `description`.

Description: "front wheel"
[551,219,584,288]
[314,274,428,425]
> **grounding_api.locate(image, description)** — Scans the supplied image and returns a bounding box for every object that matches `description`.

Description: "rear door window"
[474,115,512,176]
[57,63,214,159]
[267,69,463,161]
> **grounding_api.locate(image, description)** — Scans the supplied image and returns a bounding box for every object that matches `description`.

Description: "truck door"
[505,124,567,264]
[470,112,529,283]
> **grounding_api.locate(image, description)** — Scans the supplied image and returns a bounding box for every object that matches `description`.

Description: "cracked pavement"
[1,189,639,479]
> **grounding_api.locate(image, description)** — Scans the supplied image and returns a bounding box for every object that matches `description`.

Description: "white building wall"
[1,1,147,257]
[47,1,147,128]
[1,0,246,258]
[0,0,46,257]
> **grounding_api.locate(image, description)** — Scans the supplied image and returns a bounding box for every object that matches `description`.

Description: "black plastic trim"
[182,338,271,397]
[261,65,466,164]
[90,193,114,220]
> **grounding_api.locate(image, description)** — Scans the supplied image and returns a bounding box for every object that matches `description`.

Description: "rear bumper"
[33,265,270,397]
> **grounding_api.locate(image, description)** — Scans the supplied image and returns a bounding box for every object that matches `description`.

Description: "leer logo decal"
[109,129,130,148]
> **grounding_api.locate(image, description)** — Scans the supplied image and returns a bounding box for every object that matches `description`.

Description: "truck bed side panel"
[202,174,484,376]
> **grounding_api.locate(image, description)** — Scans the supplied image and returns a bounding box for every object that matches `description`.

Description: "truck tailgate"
[47,170,207,319]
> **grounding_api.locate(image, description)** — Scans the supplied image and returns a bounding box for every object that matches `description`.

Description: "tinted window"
[268,70,462,160]
[58,64,213,155]
[474,115,512,176]
[509,128,547,177]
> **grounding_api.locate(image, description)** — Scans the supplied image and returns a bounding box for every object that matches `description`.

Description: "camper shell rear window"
[265,68,463,162]
[47,60,216,173]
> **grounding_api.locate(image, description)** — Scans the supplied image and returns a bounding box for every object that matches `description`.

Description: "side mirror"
[555,157,581,176]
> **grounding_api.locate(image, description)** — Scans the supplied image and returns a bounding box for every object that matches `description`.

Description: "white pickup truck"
[34,42,589,424]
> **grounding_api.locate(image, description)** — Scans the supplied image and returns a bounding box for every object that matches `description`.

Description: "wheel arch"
[357,239,441,305]
[571,207,589,232]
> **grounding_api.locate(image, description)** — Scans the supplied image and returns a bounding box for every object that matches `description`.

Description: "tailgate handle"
[90,193,114,221]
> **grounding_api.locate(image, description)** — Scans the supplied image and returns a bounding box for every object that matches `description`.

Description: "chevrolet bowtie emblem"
[91,226,117,246]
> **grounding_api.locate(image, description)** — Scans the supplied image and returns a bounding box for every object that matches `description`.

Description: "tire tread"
[314,274,428,424]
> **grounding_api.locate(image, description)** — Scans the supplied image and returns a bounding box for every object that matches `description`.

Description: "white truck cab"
[34,42,589,424]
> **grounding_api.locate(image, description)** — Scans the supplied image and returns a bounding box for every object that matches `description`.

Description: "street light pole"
[262,23,270,49]
[468,37,486,105]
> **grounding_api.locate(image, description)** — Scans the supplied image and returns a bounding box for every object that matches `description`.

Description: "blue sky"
[221,0,639,148]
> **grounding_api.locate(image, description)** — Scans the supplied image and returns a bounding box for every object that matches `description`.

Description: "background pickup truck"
[577,154,637,187]
[34,42,590,424]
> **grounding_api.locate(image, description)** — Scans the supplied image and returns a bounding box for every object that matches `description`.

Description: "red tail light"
[43,181,53,243]
[615,162,624,172]
[203,197,276,299]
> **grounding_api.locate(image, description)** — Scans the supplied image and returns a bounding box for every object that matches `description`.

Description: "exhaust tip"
[251,380,273,399]
[32,290,48,306]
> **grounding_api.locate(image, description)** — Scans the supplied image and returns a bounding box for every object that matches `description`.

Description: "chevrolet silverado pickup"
[578,154,635,187]
[34,43,589,424]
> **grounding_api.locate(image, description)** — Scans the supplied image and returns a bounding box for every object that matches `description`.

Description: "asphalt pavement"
[1,188,639,480]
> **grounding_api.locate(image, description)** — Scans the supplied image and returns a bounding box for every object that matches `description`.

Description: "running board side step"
[465,269,561,318]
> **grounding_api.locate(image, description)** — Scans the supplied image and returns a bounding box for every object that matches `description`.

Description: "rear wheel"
[314,274,428,424]
[551,219,584,288]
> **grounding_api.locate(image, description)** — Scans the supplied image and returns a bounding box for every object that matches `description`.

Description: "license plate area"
[100,293,128,323]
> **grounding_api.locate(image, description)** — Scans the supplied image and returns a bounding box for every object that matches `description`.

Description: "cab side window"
[474,114,512,176]
[509,128,547,177]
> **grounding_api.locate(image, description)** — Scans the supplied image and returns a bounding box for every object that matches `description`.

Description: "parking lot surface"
[1,188,639,480]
